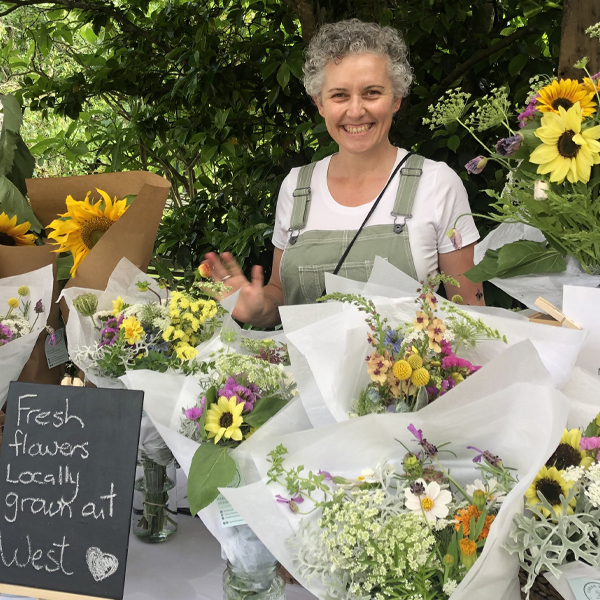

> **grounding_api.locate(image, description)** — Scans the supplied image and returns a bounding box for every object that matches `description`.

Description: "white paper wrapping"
[0,264,54,403]
[222,378,571,600]
[560,366,600,427]
[59,257,239,388]
[473,223,600,311]
[282,258,585,427]
[120,369,313,569]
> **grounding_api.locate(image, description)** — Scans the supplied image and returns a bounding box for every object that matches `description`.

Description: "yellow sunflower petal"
[530,144,559,164]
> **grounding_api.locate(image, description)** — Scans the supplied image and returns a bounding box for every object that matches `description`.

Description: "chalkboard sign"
[0,382,143,600]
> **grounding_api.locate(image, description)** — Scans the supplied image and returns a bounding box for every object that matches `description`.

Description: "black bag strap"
[320,151,415,295]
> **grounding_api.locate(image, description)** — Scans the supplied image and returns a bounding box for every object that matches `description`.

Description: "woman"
[206,19,482,326]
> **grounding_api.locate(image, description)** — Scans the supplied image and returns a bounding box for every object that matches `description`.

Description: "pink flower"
[465,156,488,175]
[580,437,600,451]
[276,492,304,513]
[447,228,463,250]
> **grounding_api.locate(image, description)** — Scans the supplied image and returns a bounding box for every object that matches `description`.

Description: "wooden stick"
[534,297,581,330]
[0,582,109,600]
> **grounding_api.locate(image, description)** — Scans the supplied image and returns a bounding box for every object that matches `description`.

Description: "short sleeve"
[434,164,480,254]
[271,168,300,250]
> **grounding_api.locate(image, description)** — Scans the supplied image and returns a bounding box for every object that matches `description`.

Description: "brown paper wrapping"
[0,244,62,385]
[27,170,171,316]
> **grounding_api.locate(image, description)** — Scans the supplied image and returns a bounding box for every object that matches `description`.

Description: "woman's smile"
[341,123,374,134]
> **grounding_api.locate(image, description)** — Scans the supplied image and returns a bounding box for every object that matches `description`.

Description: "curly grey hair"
[303,19,413,100]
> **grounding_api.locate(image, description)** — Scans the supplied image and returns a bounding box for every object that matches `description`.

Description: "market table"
[123,514,317,599]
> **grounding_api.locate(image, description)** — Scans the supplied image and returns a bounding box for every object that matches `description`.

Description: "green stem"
[457,118,512,169]
[434,458,473,504]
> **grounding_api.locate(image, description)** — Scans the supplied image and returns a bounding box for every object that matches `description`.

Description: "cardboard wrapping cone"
[0,244,61,385]
[27,170,171,316]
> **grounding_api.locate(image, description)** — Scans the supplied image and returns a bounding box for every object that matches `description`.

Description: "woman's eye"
[365,90,381,97]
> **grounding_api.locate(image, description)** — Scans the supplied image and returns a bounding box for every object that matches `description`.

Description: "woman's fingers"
[221,252,245,278]
[250,265,264,290]
[203,252,228,281]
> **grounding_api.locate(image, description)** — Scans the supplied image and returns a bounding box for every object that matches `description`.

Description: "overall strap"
[288,162,317,245]
[391,154,425,233]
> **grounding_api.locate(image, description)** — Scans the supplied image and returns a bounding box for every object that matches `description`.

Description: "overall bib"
[280,153,425,305]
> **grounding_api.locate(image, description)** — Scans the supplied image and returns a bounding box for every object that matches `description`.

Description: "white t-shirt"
[272,148,480,282]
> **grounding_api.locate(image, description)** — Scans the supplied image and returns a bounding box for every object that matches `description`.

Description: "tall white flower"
[466,478,506,506]
[404,478,452,522]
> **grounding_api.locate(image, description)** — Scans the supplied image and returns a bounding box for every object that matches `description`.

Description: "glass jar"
[131,415,178,543]
[223,560,286,600]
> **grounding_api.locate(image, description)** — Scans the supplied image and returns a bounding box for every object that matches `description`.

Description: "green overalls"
[279,153,425,305]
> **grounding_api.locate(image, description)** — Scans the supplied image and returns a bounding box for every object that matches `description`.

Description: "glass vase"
[223,560,286,600]
[131,418,178,543]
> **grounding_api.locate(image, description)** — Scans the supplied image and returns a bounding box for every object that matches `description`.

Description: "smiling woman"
[205,19,484,326]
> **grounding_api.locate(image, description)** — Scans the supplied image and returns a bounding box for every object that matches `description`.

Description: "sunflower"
[529,102,600,184]
[46,189,129,277]
[0,213,36,246]
[536,79,596,117]
[204,396,244,444]
[582,76,600,96]
[525,465,575,517]
[546,428,594,471]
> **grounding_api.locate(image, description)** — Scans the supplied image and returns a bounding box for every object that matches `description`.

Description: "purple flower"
[384,328,402,353]
[98,315,124,348]
[495,133,522,157]
[518,94,540,128]
[407,424,423,441]
[184,406,204,421]
[465,156,488,175]
[408,424,437,458]
[468,446,501,467]
[317,470,333,481]
[580,437,600,451]
[409,481,425,495]
[34,300,44,314]
[276,492,304,513]
[441,354,480,374]
[45,326,56,346]
[219,376,260,412]
[0,324,13,346]
[447,229,463,250]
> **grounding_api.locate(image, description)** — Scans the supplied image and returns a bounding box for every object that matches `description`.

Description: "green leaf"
[508,54,529,77]
[276,63,290,89]
[57,253,74,280]
[243,395,287,428]
[261,61,280,80]
[0,176,42,233]
[187,443,236,515]
[447,135,460,152]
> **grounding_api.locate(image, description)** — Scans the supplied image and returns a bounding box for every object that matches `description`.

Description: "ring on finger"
[221,275,232,282]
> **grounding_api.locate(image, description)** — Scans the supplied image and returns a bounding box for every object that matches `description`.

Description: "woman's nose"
[346,95,365,118]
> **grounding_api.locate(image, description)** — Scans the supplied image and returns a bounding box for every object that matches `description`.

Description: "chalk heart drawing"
[86,547,119,582]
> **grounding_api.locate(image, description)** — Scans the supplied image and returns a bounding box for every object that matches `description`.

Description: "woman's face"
[315,53,401,157]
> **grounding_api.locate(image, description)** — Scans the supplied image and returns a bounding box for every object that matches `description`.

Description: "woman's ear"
[393,97,402,113]
[314,95,325,118]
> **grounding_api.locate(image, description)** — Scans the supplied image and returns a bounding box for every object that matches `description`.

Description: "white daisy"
[466,478,506,506]
[405,478,452,522]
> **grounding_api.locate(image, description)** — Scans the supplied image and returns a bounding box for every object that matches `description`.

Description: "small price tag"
[568,577,600,600]
[45,327,69,369]
[217,465,246,528]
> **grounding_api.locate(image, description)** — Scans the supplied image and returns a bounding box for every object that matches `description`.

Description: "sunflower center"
[551,97,574,111]
[536,477,563,505]
[0,232,17,246]
[557,131,580,158]
[421,497,434,511]
[80,216,113,249]
[219,412,233,428]
[547,443,582,471]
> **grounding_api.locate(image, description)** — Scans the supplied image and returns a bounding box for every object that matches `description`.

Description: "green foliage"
[187,442,237,515]
[0,0,563,295]
[465,240,567,282]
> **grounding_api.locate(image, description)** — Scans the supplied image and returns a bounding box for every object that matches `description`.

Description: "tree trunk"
[558,0,600,80]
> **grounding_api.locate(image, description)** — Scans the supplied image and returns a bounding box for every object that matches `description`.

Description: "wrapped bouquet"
[222,359,570,600]
[61,257,228,387]
[506,411,600,596]
[0,264,53,402]
[319,273,506,416]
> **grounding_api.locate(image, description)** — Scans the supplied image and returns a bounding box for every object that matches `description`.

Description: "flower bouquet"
[60,257,228,387]
[221,374,570,599]
[121,333,311,573]
[282,257,587,426]
[506,411,600,597]
[319,273,506,416]
[0,264,53,403]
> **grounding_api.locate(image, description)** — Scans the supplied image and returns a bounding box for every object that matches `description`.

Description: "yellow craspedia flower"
[46,189,129,277]
[175,344,197,361]
[112,296,124,316]
[536,79,596,117]
[526,465,575,518]
[392,360,412,381]
[546,428,593,471]
[120,316,144,345]
[407,354,423,370]
[530,102,600,184]
[411,367,430,387]
[17,286,29,297]
[204,396,244,444]
[7,298,19,309]
[0,212,36,246]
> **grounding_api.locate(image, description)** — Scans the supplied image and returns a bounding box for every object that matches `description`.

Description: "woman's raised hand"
[203,252,278,325]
